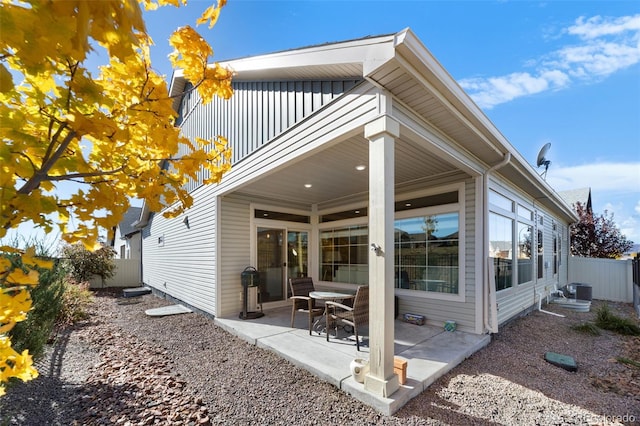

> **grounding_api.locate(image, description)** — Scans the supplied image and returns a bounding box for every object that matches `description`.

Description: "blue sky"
[142,0,639,243]
[7,1,640,247]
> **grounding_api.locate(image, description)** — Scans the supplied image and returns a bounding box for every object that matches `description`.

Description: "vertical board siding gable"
[176,79,362,193]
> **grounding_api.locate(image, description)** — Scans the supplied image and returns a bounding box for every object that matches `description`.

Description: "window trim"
[489,186,536,293]
[317,183,466,302]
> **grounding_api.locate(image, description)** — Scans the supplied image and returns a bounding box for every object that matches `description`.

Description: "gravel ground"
[1,290,638,425]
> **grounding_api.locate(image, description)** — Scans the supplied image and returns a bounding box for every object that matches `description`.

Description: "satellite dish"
[536,143,551,180]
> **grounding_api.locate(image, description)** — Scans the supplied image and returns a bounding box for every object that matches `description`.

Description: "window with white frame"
[489,189,535,291]
[537,214,544,279]
[394,212,459,294]
[517,204,534,285]
[553,222,560,276]
[319,225,368,284]
[318,188,463,297]
[490,212,513,290]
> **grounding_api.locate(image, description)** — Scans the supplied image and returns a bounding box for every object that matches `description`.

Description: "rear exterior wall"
[398,177,478,333]
[141,185,218,315]
[490,176,570,326]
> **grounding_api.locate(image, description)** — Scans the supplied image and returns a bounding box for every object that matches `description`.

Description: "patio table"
[309,291,355,335]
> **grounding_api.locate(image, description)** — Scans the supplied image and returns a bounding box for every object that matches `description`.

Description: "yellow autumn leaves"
[1,0,234,241]
[169,26,234,104]
[0,248,52,395]
[0,0,233,394]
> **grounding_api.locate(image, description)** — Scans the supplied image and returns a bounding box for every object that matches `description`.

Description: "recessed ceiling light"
[405,203,411,207]
[354,210,360,214]
[304,183,312,188]
[355,165,366,171]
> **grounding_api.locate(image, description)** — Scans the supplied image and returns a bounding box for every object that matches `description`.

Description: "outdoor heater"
[240,266,264,320]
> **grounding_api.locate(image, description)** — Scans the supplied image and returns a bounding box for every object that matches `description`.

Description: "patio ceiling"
[234,133,461,211]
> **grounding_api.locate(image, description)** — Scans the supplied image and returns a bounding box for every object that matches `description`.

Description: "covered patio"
[138,29,572,415]
[215,306,490,415]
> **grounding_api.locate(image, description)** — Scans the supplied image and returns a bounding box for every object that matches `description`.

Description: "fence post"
[633,258,639,317]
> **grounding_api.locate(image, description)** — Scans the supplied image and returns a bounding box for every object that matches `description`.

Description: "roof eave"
[391,29,577,223]
[169,33,400,111]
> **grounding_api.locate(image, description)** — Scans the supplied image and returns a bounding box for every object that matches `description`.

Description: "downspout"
[483,153,511,334]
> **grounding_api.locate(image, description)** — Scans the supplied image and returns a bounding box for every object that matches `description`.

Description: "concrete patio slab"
[215,306,491,415]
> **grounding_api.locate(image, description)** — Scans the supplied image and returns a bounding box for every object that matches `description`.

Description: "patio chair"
[289,277,324,335]
[325,285,369,351]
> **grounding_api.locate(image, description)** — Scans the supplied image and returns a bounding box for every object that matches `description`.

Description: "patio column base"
[364,372,400,398]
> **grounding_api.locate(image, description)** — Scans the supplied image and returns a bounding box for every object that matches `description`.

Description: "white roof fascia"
[389,29,505,162]
[168,34,397,107]
[391,29,576,222]
[223,34,396,78]
[502,160,577,222]
[164,28,575,222]
[132,203,150,229]
[392,102,485,178]
[168,68,186,110]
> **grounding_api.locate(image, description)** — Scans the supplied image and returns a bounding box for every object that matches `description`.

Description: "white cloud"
[546,162,640,193]
[547,162,640,243]
[567,14,640,39]
[460,14,640,109]
[460,71,568,110]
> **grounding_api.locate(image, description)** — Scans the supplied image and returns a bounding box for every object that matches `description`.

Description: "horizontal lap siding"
[399,178,477,333]
[218,197,252,317]
[495,197,569,325]
[142,186,217,315]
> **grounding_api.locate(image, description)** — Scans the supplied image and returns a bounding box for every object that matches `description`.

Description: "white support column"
[364,115,400,397]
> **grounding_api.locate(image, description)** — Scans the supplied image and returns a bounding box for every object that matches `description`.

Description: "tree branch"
[45,165,128,182]
[17,128,76,195]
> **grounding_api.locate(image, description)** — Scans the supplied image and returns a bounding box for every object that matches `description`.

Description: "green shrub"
[56,279,94,326]
[595,304,640,336]
[570,322,601,336]
[60,243,116,286]
[7,256,65,361]
[3,237,96,362]
[617,357,640,368]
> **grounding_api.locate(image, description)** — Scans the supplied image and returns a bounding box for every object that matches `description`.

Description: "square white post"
[364,115,400,397]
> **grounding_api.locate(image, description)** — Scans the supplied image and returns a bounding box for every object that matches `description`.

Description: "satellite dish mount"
[536,143,552,180]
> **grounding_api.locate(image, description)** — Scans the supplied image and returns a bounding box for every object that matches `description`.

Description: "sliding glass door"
[256,227,308,303]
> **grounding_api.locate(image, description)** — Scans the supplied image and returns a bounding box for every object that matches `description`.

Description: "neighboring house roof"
[117,207,142,239]
[558,187,592,213]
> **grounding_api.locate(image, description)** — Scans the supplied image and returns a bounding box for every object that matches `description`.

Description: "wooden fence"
[88,259,141,288]
[567,256,634,303]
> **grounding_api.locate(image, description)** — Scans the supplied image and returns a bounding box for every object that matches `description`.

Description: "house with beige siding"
[136,28,576,396]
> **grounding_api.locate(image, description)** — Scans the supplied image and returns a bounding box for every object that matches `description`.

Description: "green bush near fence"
[595,304,640,336]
